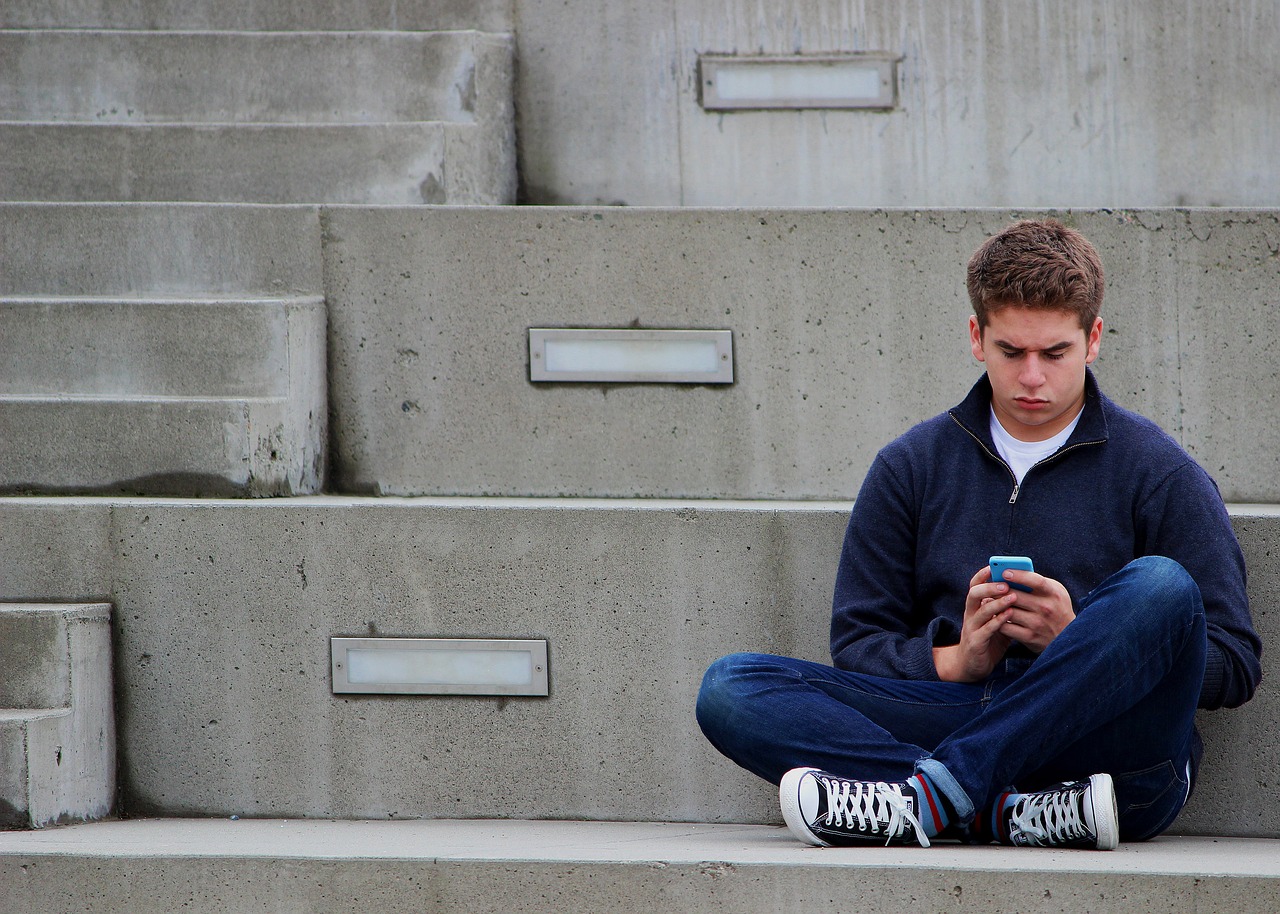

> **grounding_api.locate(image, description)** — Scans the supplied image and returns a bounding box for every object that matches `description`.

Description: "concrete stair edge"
[1,820,1278,914]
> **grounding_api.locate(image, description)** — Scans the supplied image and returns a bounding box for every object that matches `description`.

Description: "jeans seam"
[1116,759,1189,841]
[809,677,982,711]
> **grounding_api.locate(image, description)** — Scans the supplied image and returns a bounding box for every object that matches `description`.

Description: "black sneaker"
[1000,773,1119,850]
[780,767,930,848]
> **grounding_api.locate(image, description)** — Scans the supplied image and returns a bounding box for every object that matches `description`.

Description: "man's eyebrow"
[994,339,1075,353]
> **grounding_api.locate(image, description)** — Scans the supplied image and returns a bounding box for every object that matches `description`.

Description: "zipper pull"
[1009,483,1019,504]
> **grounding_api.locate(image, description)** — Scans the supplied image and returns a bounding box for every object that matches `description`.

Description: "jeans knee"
[1080,556,1205,652]
[1125,556,1201,616]
[696,653,753,734]
[1102,557,1206,655]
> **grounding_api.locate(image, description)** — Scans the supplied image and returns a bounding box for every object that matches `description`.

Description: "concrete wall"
[8,2,1275,207]
[1,204,1274,831]
[514,0,1280,207]
[6,203,1274,497]
[0,496,1274,836]
[326,206,1280,503]
[8,2,1275,208]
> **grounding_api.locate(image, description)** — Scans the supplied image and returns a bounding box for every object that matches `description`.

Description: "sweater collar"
[949,367,1109,451]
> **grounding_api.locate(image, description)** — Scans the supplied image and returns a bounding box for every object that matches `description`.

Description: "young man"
[696,219,1261,849]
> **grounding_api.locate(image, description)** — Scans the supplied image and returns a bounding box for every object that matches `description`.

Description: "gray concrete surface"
[0,298,327,495]
[514,1,1280,207]
[0,0,513,31]
[0,608,75,710]
[7,3,1274,208]
[0,604,115,829]
[0,298,305,398]
[1,122,514,205]
[325,206,1280,502]
[1,819,1279,913]
[0,207,327,496]
[0,394,323,497]
[2,25,515,205]
[0,30,506,125]
[0,496,1274,836]
[4,204,1273,497]
[0,204,322,297]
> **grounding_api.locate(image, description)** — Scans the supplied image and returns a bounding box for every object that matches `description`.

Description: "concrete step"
[0,29,508,126]
[0,603,115,829]
[0,0,513,32]
[0,121,514,204]
[0,203,321,297]
[1,819,1278,913]
[0,296,316,398]
[0,26,515,204]
[0,395,323,496]
[0,208,326,495]
[0,295,325,496]
[0,496,1275,835]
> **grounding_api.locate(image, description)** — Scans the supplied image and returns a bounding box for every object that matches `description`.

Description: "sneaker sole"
[1089,772,1120,850]
[779,767,830,847]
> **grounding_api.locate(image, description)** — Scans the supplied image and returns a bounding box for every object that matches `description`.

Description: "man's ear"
[1085,317,1103,364]
[969,315,986,363]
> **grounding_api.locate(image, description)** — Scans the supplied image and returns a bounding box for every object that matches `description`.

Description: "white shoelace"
[1009,786,1089,846]
[820,777,931,848]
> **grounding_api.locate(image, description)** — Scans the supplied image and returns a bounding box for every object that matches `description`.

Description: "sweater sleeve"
[830,452,948,680]
[1139,463,1262,709]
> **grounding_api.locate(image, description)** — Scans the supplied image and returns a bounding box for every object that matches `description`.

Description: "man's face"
[969,306,1102,442]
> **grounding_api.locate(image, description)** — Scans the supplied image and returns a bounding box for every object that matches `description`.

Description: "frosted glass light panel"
[529,328,733,383]
[699,53,898,110]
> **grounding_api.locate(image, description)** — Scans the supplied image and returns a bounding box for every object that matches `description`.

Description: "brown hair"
[966,219,1104,331]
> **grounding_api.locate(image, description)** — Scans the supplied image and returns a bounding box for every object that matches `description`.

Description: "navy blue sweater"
[830,370,1261,710]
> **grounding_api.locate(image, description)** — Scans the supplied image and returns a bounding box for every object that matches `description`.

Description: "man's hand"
[933,565,1077,682]
[994,565,1076,652]
[933,566,1017,683]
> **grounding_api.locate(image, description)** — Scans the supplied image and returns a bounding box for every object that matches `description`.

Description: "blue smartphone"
[990,555,1034,593]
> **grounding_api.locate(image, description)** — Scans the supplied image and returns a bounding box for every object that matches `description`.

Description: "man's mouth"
[1015,397,1049,410]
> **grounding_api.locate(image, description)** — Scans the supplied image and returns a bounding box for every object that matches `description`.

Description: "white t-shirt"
[989,407,1081,484]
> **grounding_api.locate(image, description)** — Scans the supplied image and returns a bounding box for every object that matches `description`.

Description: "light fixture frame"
[331,637,550,697]
[698,52,899,111]
[528,328,734,384]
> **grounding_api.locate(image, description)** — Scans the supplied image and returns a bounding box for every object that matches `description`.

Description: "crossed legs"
[696,557,1207,841]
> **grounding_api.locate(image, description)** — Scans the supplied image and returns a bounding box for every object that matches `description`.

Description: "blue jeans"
[696,556,1207,841]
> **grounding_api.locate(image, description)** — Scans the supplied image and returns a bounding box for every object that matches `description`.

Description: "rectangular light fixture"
[699,53,898,110]
[529,328,733,383]
[331,637,549,696]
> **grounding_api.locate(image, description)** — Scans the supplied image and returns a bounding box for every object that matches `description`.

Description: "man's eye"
[1044,351,1067,361]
